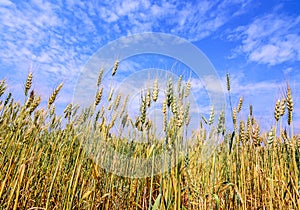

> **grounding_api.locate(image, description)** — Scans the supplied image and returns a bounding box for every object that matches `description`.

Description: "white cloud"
[229,13,300,65]
[92,0,251,40]
[0,0,13,6]
[0,0,253,112]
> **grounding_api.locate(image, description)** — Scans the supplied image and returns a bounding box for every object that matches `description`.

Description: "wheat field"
[0,67,299,209]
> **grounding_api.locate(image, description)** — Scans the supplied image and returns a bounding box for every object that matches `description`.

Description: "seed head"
[166,78,173,107]
[288,111,292,125]
[152,79,159,102]
[4,92,12,107]
[217,110,225,134]
[94,87,103,107]
[146,89,151,108]
[48,82,63,109]
[29,96,41,115]
[171,99,177,115]
[252,124,260,147]
[286,86,293,125]
[176,104,184,127]
[185,80,191,98]
[0,80,7,97]
[286,86,293,112]
[114,93,121,111]
[97,67,104,87]
[108,87,114,102]
[112,60,119,76]
[208,106,214,125]
[239,120,246,144]
[25,72,33,97]
[267,127,275,145]
[237,96,243,113]
[274,99,280,122]
[249,104,253,116]
[162,98,167,116]
[177,75,183,94]
[226,73,230,92]
[140,95,147,124]
[25,90,35,109]
[279,98,286,117]
[184,102,190,126]
[233,108,237,129]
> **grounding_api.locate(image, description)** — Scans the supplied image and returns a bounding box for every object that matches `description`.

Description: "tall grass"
[0,68,299,209]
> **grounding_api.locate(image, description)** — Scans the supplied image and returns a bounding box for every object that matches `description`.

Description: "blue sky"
[0,0,300,133]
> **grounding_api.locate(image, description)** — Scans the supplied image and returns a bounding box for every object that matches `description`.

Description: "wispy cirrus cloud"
[0,0,251,83]
[228,12,300,65]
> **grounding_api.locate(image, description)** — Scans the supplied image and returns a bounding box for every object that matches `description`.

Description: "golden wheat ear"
[24,72,33,97]
[97,67,104,87]
[48,82,63,109]
[0,79,7,97]
[286,85,293,125]
[94,87,103,107]
[112,60,119,76]
[152,79,158,102]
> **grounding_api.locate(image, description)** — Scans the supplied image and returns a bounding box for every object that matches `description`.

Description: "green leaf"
[152,193,162,210]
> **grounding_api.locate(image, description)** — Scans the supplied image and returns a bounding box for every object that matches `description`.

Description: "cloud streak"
[0,0,251,106]
[228,13,300,65]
